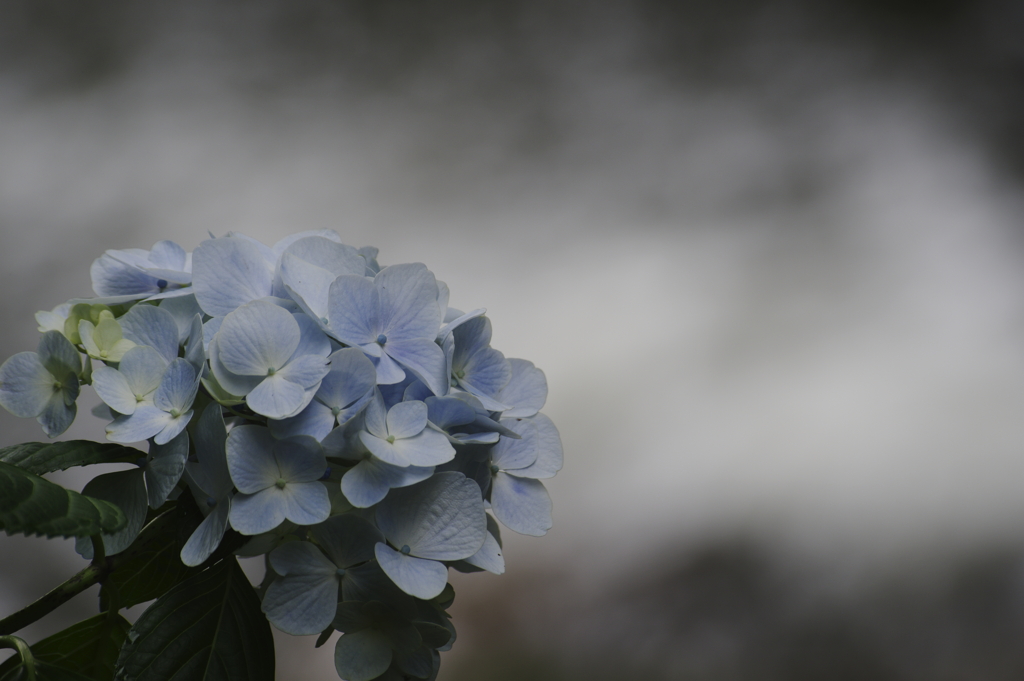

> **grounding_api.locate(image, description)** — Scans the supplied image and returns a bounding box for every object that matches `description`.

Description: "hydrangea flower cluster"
[0,231,562,681]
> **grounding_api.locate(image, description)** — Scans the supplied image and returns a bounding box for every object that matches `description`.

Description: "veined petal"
[192,237,275,316]
[374,544,448,600]
[384,338,448,397]
[385,400,427,439]
[75,468,148,557]
[263,542,339,635]
[280,481,331,526]
[208,335,262,397]
[106,406,172,443]
[327,274,380,346]
[318,347,376,410]
[278,353,330,390]
[510,413,563,479]
[216,300,300,376]
[490,473,552,536]
[334,628,394,681]
[38,390,77,438]
[462,530,505,575]
[496,358,548,417]
[269,399,336,441]
[491,419,539,472]
[310,514,384,568]
[189,402,232,498]
[159,295,204,345]
[90,253,161,297]
[376,263,441,341]
[153,410,193,445]
[359,431,410,468]
[146,430,189,508]
[37,330,81,377]
[389,429,455,467]
[341,459,396,508]
[273,435,328,483]
[119,304,180,363]
[229,487,287,535]
[147,240,189,272]
[246,373,307,419]
[118,346,169,399]
[372,351,406,386]
[226,425,279,493]
[0,352,58,417]
[154,359,199,414]
[92,366,138,415]
[362,389,388,439]
[424,396,475,430]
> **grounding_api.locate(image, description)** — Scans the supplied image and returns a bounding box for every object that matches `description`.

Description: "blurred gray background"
[3,1,1024,679]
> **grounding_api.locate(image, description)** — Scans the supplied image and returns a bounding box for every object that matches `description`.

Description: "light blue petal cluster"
[0,331,81,437]
[90,241,193,302]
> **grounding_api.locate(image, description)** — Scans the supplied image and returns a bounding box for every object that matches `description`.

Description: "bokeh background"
[3,1,1024,679]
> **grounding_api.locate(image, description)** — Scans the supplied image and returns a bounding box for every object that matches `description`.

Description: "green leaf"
[100,501,203,610]
[114,558,274,681]
[0,660,95,681]
[0,442,140,476]
[0,461,126,538]
[0,614,131,681]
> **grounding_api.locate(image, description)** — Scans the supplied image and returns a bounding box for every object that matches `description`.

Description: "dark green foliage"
[113,558,274,681]
[0,461,126,538]
[0,441,140,476]
[0,660,95,681]
[0,613,131,681]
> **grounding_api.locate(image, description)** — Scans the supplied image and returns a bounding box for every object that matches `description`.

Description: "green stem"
[0,561,110,637]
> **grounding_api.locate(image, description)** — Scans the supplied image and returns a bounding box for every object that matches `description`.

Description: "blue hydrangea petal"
[437,307,485,341]
[119,304,181,364]
[106,405,172,443]
[327,274,380,346]
[263,541,339,635]
[376,263,441,342]
[226,425,278,493]
[389,430,455,468]
[75,468,148,558]
[436,281,451,321]
[0,352,60,418]
[359,432,410,468]
[92,366,138,415]
[277,354,330,390]
[180,497,230,566]
[154,359,199,414]
[269,398,336,440]
[146,430,189,508]
[90,253,162,298]
[229,488,288,535]
[38,387,78,438]
[372,351,406,386]
[216,301,300,377]
[273,435,327,483]
[153,410,193,445]
[384,338,448,397]
[189,402,232,498]
[147,240,189,273]
[509,413,563,479]
[462,530,505,575]
[319,347,376,410]
[375,472,486,560]
[334,629,394,681]
[424,396,475,430]
[496,358,548,418]
[342,459,398,508]
[192,237,275,316]
[118,345,169,399]
[208,336,262,397]
[455,432,500,445]
[37,330,81,377]
[363,390,388,439]
[491,419,539,472]
[280,482,331,526]
[309,514,385,568]
[281,238,365,321]
[246,373,308,419]
[385,400,427,439]
[374,543,449,600]
[490,473,552,537]
[184,314,206,374]
[159,295,204,344]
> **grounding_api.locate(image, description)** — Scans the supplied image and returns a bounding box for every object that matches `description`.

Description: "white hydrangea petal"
[92,366,138,415]
[376,263,441,342]
[462,530,505,575]
[510,413,563,479]
[490,473,552,536]
[216,301,300,376]
[375,472,486,560]
[119,304,180,363]
[117,346,169,399]
[180,497,230,566]
[153,411,193,445]
[146,430,189,508]
[263,542,339,635]
[208,335,262,397]
[147,240,189,273]
[106,406,172,443]
[192,237,275,317]
[229,488,287,535]
[384,339,448,397]
[389,430,455,468]
[154,359,199,414]
[0,352,59,417]
[159,295,204,344]
[327,274,380,346]
[374,543,449,600]
[385,401,427,440]
[184,314,206,374]
[272,230,342,256]
[226,425,278,493]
